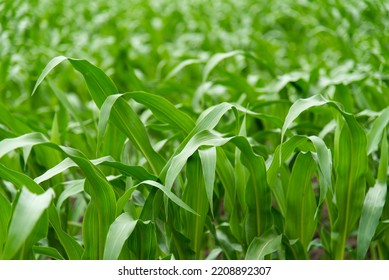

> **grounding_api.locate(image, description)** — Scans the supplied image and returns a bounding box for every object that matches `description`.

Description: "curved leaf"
[245,231,282,260]
[104,213,138,260]
[3,187,54,259]
[33,56,165,173]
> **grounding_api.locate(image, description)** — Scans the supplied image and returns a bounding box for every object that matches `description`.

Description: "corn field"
[0,0,388,260]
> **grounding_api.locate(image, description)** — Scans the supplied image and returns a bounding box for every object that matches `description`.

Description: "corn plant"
[0,0,388,260]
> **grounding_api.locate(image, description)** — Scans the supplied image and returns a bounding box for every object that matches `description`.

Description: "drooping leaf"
[32,246,65,260]
[33,57,166,174]
[245,231,282,260]
[281,94,368,259]
[202,50,243,81]
[0,133,116,259]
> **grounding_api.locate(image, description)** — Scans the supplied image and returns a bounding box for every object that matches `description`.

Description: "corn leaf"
[183,153,209,257]
[357,130,388,259]
[0,193,12,256]
[203,50,243,81]
[103,212,138,260]
[0,163,83,259]
[367,107,389,155]
[198,147,216,216]
[32,246,65,260]
[245,231,282,260]
[127,220,158,259]
[285,152,317,249]
[2,187,53,260]
[33,57,165,173]
[332,113,367,259]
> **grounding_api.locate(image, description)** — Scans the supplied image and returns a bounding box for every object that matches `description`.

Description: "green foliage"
[0,0,388,260]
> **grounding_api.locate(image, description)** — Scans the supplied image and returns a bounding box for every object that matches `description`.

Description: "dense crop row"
[0,0,388,260]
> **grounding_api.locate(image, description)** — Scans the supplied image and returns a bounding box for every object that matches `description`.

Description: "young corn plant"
[1,55,387,260]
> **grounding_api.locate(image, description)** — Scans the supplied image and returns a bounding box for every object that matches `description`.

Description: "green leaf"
[34,157,77,184]
[267,136,309,216]
[285,152,317,250]
[198,147,216,215]
[168,225,195,260]
[0,132,49,159]
[34,156,157,185]
[116,186,137,216]
[215,227,240,260]
[0,133,116,259]
[165,130,231,190]
[0,193,12,256]
[203,50,243,81]
[332,113,367,259]
[281,94,327,146]
[357,130,388,259]
[357,181,387,259]
[128,91,195,133]
[141,180,197,216]
[46,81,95,151]
[0,103,31,134]
[284,238,308,260]
[32,56,68,95]
[82,201,100,260]
[281,94,368,259]
[32,246,65,260]
[98,91,195,147]
[245,231,282,260]
[56,179,85,211]
[377,128,388,184]
[215,147,236,213]
[21,212,50,259]
[183,154,209,258]
[267,135,331,217]
[2,187,54,260]
[367,107,389,155]
[160,101,281,184]
[165,58,204,80]
[0,161,82,259]
[103,212,138,260]
[164,130,272,244]
[60,146,117,260]
[239,137,272,244]
[48,206,84,259]
[127,220,158,259]
[308,136,332,210]
[33,56,166,174]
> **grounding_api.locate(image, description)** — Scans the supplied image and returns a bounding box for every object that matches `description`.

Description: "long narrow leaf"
[198,147,216,216]
[33,56,165,173]
[245,231,282,260]
[104,213,138,260]
[2,187,53,259]
[0,193,12,256]
[367,107,389,155]
[183,154,209,257]
[285,152,317,249]
[357,130,388,259]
